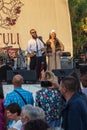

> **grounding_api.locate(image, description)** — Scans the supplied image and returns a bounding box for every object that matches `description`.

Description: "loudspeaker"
[60,57,73,69]
[52,69,74,83]
[52,69,74,77]
[7,70,37,84]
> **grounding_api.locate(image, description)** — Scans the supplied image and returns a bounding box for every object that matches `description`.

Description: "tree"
[68,0,87,58]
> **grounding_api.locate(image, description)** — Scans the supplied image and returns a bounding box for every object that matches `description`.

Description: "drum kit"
[0,46,29,70]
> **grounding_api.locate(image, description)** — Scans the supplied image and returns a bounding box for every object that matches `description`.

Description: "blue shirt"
[4,87,34,108]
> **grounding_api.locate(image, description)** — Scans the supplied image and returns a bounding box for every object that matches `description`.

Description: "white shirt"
[27,38,45,57]
[9,120,22,130]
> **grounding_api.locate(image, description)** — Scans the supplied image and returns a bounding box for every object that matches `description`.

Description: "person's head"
[80,73,87,88]
[21,104,40,123]
[12,74,24,88]
[30,29,37,39]
[35,106,45,120]
[69,71,82,93]
[41,71,57,81]
[49,29,56,39]
[6,103,21,120]
[80,65,87,76]
[60,76,77,101]
[24,119,50,130]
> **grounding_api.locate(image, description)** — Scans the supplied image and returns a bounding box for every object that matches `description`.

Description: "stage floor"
[3,84,41,100]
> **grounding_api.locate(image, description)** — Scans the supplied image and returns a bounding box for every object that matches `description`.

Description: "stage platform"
[3,84,41,100]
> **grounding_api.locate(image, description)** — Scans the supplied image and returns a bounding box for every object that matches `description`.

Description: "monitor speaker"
[52,69,74,77]
[52,69,74,83]
[60,57,73,69]
[7,70,37,83]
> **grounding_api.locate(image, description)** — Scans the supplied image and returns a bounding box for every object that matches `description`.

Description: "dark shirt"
[62,93,87,130]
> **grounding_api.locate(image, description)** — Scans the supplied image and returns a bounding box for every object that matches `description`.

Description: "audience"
[2,65,87,130]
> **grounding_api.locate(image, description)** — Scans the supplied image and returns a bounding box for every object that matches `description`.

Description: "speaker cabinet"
[60,57,73,69]
[52,69,74,77]
[52,69,74,83]
[7,70,37,84]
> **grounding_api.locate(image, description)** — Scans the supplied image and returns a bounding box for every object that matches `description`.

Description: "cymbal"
[2,46,12,49]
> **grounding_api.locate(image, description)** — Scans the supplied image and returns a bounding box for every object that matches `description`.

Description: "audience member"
[24,119,50,130]
[4,74,34,108]
[35,106,45,120]
[80,73,87,96]
[41,70,60,90]
[0,83,7,130]
[21,104,45,130]
[35,72,63,128]
[60,76,87,130]
[69,71,87,103]
[69,71,82,93]
[6,103,22,130]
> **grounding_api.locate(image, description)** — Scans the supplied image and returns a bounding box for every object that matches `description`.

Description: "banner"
[0,0,73,56]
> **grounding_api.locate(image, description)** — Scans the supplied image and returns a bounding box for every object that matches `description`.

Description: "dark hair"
[69,71,82,93]
[6,103,21,116]
[30,29,36,34]
[80,65,87,76]
[41,80,52,88]
[61,76,77,92]
[81,73,87,88]
[24,119,50,130]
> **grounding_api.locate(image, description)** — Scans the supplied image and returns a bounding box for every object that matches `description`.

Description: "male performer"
[27,29,47,80]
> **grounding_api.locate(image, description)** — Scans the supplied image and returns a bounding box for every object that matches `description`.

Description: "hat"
[50,29,56,34]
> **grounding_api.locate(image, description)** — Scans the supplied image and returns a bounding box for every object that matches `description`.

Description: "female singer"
[46,30,64,71]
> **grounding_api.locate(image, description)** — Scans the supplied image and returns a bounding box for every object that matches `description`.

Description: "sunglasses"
[31,31,36,34]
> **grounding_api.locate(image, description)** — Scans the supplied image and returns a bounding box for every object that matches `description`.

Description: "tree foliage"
[68,0,87,57]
